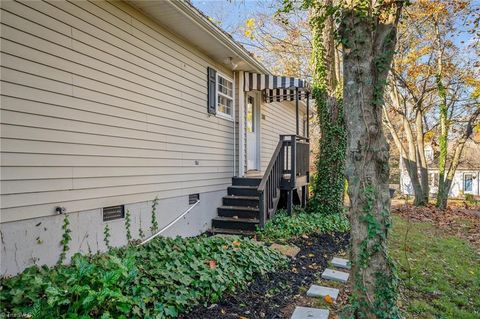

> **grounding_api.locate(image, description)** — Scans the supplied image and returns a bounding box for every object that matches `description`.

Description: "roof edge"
[170,0,271,74]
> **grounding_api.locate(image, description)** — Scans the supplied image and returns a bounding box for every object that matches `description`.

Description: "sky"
[192,0,479,71]
[191,0,279,36]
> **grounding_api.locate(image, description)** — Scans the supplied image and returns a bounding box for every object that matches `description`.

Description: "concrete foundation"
[0,190,224,276]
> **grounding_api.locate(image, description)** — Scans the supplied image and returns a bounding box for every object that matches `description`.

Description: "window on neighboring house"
[217,74,233,118]
[429,172,439,187]
[425,149,433,161]
[464,173,473,192]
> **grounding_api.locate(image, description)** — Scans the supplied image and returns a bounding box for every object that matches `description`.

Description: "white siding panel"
[1,183,229,222]
[260,101,306,170]
[0,0,235,222]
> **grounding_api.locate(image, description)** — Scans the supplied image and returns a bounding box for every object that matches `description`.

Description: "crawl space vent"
[189,193,200,204]
[103,205,125,221]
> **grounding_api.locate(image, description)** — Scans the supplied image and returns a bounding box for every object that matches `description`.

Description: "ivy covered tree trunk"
[434,21,449,209]
[309,0,347,215]
[340,1,404,317]
[436,76,449,208]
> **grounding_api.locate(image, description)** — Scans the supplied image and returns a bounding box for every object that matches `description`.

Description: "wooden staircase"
[210,135,311,236]
[210,177,261,236]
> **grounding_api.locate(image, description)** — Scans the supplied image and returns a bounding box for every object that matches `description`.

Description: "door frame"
[245,91,261,173]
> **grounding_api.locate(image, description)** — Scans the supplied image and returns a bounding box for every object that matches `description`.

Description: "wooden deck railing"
[257,135,310,227]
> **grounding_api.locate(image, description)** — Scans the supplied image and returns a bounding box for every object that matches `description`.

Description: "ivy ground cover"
[0,235,287,319]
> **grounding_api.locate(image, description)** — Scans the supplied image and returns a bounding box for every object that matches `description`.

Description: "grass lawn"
[390,215,480,318]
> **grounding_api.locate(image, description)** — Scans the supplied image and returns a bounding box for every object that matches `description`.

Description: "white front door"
[246,95,258,171]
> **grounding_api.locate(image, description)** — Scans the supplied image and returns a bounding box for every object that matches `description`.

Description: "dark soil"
[182,232,350,319]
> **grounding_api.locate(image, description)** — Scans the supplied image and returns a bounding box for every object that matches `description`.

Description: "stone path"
[321,268,349,283]
[290,256,350,319]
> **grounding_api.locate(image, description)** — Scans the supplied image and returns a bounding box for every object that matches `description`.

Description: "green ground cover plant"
[257,208,351,242]
[0,235,287,319]
[389,215,480,319]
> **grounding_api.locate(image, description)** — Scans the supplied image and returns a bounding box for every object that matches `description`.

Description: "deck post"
[287,190,293,215]
[291,135,297,187]
[301,185,307,207]
[306,92,310,138]
[295,87,299,135]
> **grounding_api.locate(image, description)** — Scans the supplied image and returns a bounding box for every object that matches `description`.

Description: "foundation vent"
[189,193,200,205]
[103,205,125,221]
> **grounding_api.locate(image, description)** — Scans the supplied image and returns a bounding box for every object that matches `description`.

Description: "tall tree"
[308,0,347,215]
[339,1,405,316]
[381,0,478,208]
[430,0,479,208]
[286,0,405,316]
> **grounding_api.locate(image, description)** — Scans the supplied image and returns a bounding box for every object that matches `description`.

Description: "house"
[0,0,311,275]
[400,138,480,198]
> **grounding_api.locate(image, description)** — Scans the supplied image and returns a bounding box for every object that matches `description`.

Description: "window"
[425,149,433,161]
[464,173,473,193]
[247,96,254,133]
[217,74,233,118]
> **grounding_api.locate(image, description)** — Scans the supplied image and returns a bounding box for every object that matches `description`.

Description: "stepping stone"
[307,284,340,300]
[321,268,349,283]
[290,306,329,319]
[332,257,351,269]
[270,243,301,257]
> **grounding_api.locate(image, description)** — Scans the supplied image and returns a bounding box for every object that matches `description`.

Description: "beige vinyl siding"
[0,0,235,223]
[260,101,306,170]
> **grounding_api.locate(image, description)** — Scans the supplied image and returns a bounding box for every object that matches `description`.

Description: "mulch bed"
[182,232,350,319]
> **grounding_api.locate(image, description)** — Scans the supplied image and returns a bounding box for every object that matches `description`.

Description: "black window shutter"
[207,67,217,115]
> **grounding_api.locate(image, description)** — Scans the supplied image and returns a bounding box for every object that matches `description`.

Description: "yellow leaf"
[245,18,255,28]
[324,294,334,304]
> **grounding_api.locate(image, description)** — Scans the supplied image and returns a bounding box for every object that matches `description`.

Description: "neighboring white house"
[0,0,310,275]
[400,138,480,198]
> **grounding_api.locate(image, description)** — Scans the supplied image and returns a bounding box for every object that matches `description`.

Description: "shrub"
[0,235,287,318]
[257,207,351,242]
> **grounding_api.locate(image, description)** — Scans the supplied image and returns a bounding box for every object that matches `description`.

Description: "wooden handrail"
[257,136,285,227]
[258,138,284,191]
[257,134,310,227]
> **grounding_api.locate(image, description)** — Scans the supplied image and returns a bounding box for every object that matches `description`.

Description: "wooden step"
[222,195,259,207]
[227,185,259,196]
[212,216,259,231]
[218,205,259,219]
[232,177,262,186]
[209,228,256,237]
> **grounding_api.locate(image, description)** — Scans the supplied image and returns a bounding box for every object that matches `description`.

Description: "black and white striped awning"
[244,72,310,103]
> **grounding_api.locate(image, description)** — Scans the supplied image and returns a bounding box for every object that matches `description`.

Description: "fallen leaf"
[308,253,315,257]
[208,260,217,269]
[324,294,334,304]
[233,241,241,247]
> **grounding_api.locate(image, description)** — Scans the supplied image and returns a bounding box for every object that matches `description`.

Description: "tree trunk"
[435,23,449,209]
[402,118,427,205]
[437,108,480,208]
[340,2,404,317]
[385,87,427,206]
[310,1,347,215]
[415,109,430,203]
